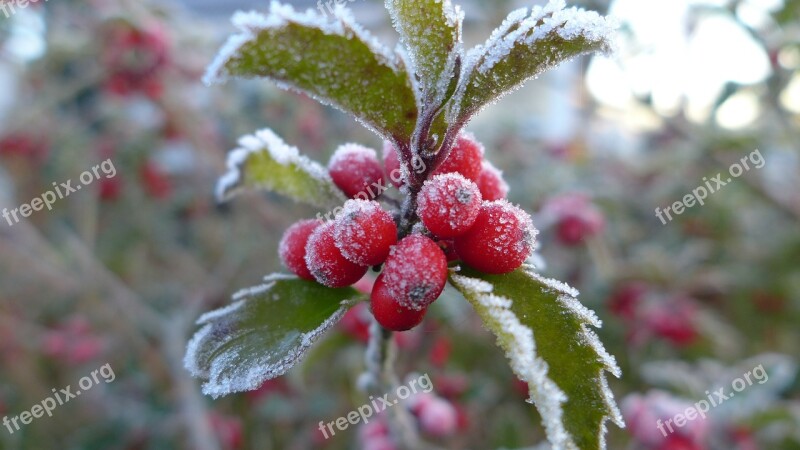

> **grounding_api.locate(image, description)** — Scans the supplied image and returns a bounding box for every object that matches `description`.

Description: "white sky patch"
[587,0,773,128]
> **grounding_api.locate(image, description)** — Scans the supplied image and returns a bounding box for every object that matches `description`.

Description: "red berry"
[382,235,448,310]
[416,396,458,438]
[437,240,460,262]
[279,219,323,280]
[477,161,509,201]
[418,173,482,238]
[328,144,386,199]
[432,133,483,181]
[608,282,648,320]
[305,222,368,287]
[382,141,404,188]
[542,193,605,245]
[98,177,122,201]
[556,215,587,245]
[646,301,698,347]
[334,200,397,266]
[140,161,172,199]
[371,273,427,331]
[339,302,371,343]
[454,200,536,274]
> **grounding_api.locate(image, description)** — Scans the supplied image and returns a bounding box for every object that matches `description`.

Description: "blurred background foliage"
[0,0,798,449]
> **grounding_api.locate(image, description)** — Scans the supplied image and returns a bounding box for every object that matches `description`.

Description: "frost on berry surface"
[382,235,448,311]
[279,219,322,280]
[306,221,369,288]
[432,132,484,181]
[333,199,397,266]
[204,1,418,142]
[477,160,510,201]
[328,144,386,199]
[216,128,345,209]
[371,273,428,331]
[418,173,482,238]
[454,199,538,274]
[183,276,363,398]
[449,265,624,450]
[451,0,616,125]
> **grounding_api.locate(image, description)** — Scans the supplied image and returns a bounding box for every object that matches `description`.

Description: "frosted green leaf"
[205,2,418,142]
[386,0,463,105]
[216,128,346,209]
[184,274,363,398]
[453,0,616,126]
[449,265,624,450]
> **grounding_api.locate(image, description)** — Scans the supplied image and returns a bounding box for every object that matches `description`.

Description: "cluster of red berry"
[279,134,536,332]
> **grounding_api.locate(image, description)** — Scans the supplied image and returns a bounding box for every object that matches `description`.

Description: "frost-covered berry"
[432,133,484,181]
[382,235,448,310]
[279,219,323,280]
[328,144,386,199]
[477,161,509,201]
[305,222,368,288]
[417,173,482,238]
[454,200,536,274]
[371,273,427,331]
[334,200,397,266]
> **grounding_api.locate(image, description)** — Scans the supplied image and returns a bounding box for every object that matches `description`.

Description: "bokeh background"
[0,0,798,449]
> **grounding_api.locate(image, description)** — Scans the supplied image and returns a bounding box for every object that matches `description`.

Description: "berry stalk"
[395,124,463,239]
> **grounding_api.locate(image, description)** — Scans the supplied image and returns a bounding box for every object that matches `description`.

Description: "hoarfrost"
[205,1,388,85]
[215,127,344,205]
[183,278,356,398]
[449,0,617,127]
[450,266,624,449]
[450,273,571,449]
[385,0,465,108]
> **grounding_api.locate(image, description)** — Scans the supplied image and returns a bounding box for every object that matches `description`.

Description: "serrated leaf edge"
[449,266,624,450]
[204,2,401,86]
[184,276,358,399]
[449,0,617,126]
[215,128,346,208]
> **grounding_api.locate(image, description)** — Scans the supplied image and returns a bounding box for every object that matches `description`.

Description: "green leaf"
[453,2,616,126]
[204,4,418,142]
[216,128,346,209]
[386,0,463,104]
[184,274,364,398]
[449,266,624,450]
